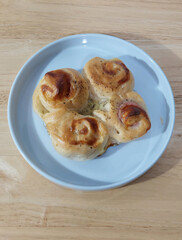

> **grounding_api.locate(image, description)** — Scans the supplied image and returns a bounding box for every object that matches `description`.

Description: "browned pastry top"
[68,117,99,147]
[118,102,151,130]
[87,58,130,89]
[41,70,74,102]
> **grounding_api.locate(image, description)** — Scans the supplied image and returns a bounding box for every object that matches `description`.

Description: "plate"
[8,34,175,191]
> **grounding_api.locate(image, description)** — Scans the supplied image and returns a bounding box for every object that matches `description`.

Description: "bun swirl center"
[118,102,150,128]
[41,70,73,101]
[69,117,99,147]
[103,61,129,84]
[90,59,130,89]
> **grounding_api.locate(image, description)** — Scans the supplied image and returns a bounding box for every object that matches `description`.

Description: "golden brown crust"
[69,118,99,147]
[93,92,151,143]
[32,68,89,118]
[32,84,48,118]
[83,57,134,99]
[41,70,74,101]
[32,58,151,160]
[118,102,150,129]
[43,107,109,160]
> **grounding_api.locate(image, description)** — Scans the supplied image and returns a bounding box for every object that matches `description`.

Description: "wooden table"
[0,0,182,239]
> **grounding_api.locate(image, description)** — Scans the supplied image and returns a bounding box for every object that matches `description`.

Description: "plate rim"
[8,33,175,191]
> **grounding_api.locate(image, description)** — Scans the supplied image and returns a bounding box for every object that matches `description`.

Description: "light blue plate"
[8,34,175,191]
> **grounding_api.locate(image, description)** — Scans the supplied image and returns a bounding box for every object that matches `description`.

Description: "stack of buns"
[33,57,151,160]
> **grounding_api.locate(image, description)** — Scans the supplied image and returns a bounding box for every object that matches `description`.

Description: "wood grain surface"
[0,0,182,239]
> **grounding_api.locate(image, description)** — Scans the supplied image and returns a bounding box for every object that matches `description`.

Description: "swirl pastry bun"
[83,57,134,99]
[32,57,151,161]
[94,92,151,143]
[43,107,109,160]
[33,68,89,118]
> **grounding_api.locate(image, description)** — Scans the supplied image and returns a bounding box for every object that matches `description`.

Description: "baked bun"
[43,107,109,160]
[32,57,151,161]
[33,68,89,118]
[83,57,134,99]
[94,92,151,143]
